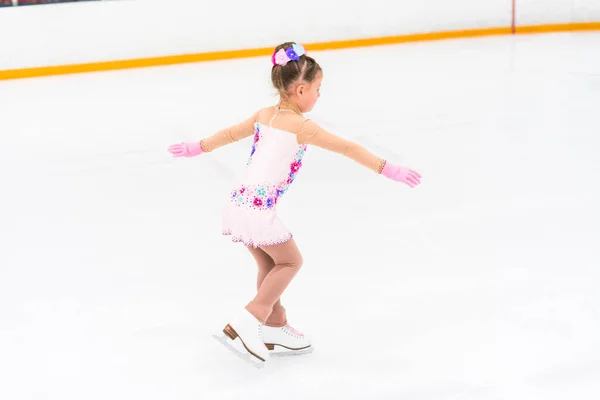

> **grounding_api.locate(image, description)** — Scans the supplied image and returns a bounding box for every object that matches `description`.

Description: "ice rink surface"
[1,32,599,399]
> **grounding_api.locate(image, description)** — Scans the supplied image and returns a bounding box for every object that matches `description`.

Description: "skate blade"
[212,333,266,369]
[269,345,314,357]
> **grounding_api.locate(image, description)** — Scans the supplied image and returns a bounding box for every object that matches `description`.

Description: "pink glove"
[167,142,203,158]
[382,162,422,188]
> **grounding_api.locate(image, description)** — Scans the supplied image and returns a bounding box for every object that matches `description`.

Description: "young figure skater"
[167,42,421,366]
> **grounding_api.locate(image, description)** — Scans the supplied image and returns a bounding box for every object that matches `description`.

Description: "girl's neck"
[276,100,302,115]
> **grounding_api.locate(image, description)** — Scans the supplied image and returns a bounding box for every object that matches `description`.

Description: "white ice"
[1,32,600,399]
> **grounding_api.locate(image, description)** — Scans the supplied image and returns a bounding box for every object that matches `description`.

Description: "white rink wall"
[516,0,600,25]
[0,0,598,70]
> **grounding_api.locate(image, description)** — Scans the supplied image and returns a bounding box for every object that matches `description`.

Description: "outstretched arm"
[297,119,386,173]
[297,119,422,187]
[200,111,259,153]
[167,111,259,157]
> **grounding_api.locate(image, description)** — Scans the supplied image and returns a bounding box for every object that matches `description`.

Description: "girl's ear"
[296,83,305,97]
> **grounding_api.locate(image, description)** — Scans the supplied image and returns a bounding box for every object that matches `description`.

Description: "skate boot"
[213,309,270,368]
[262,323,313,356]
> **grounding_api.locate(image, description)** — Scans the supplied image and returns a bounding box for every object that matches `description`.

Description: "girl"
[167,42,421,366]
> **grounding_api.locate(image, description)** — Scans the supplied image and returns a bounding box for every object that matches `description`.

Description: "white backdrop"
[0,0,598,70]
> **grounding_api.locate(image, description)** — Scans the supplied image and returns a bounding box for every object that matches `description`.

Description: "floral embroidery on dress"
[231,184,276,210]
[290,160,301,173]
[247,123,261,165]
[231,143,308,210]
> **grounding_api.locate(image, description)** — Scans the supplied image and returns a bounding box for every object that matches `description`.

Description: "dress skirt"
[221,198,292,248]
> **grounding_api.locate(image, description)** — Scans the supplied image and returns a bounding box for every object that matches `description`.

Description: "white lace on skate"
[283,324,304,338]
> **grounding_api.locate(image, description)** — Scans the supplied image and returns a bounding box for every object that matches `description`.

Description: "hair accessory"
[271,43,306,66]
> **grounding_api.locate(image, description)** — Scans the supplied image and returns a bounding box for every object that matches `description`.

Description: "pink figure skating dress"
[199,106,386,248]
[222,117,307,247]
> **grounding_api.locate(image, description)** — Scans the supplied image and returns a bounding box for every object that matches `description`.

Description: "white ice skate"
[213,309,270,368]
[262,324,313,356]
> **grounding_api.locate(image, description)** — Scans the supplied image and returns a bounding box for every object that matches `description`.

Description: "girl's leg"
[245,239,303,324]
[247,246,288,327]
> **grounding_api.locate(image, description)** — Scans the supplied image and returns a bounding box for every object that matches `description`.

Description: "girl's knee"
[279,256,302,270]
[262,239,303,269]
[295,253,304,270]
[284,250,303,270]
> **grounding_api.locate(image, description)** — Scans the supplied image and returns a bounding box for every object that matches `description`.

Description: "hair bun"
[271,43,306,66]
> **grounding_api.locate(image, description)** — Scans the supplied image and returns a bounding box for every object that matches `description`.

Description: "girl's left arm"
[296,119,422,187]
[297,119,386,173]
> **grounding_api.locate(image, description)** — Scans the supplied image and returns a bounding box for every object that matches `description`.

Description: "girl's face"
[296,71,322,113]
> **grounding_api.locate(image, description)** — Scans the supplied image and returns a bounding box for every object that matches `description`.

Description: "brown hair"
[271,42,322,97]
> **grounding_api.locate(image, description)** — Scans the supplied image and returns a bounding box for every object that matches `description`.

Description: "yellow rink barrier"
[0,22,598,81]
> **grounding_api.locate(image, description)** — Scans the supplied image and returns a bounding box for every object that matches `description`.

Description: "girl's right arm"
[199,110,260,153]
[167,109,260,158]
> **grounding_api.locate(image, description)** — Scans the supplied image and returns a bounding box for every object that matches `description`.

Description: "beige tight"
[245,239,303,326]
